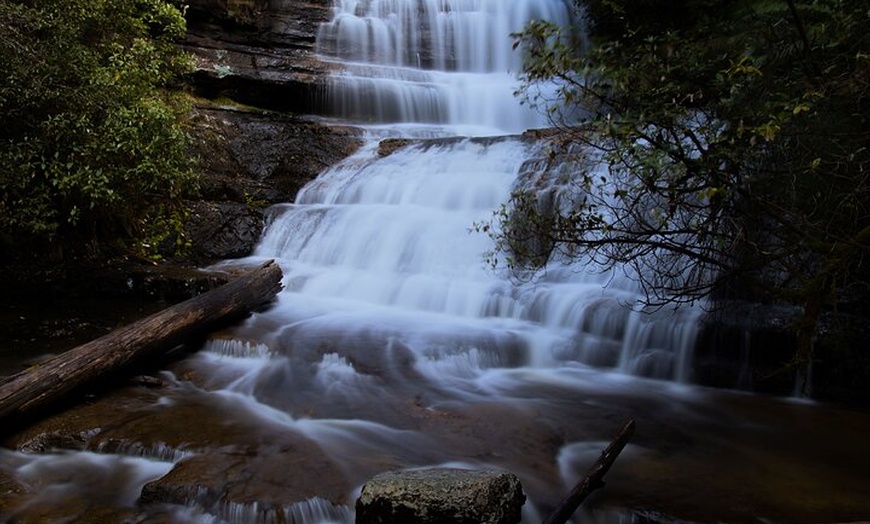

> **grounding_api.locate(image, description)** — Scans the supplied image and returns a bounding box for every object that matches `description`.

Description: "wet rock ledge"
[179,103,363,267]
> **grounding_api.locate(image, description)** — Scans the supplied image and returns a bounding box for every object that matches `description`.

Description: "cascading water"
[314,0,575,134]
[183,0,703,519]
[251,0,700,387]
[182,0,703,516]
[246,138,700,384]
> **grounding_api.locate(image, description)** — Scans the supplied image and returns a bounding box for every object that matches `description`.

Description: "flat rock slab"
[356,468,524,524]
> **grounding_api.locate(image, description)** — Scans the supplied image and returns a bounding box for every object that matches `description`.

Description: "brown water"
[2,313,869,524]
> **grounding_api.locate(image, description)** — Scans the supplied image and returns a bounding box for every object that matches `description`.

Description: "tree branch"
[542,419,636,524]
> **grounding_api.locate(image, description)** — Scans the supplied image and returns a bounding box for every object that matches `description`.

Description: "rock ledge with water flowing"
[355,468,524,524]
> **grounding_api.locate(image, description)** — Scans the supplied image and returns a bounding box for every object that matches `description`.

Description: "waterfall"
[314,0,575,134]
[216,0,697,388]
[196,0,701,519]
[249,136,701,385]
[240,0,700,383]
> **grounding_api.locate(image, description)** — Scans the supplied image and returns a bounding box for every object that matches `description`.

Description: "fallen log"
[0,260,283,437]
[542,419,636,524]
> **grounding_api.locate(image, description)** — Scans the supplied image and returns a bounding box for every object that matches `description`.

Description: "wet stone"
[355,468,524,524]
[16,430,92,453]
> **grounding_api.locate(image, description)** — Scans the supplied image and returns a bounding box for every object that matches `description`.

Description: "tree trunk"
[0,260,283,436]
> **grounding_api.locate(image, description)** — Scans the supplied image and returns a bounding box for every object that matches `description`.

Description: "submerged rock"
[356,468,525,524]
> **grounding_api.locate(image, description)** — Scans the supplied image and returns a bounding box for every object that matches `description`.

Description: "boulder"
[355,468,525,524]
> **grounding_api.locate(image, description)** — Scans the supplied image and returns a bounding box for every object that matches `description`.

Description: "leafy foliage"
[496,0,870,370]
[0,0,196,259]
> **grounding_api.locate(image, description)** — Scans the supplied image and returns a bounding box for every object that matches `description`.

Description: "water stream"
[2,1,869,523]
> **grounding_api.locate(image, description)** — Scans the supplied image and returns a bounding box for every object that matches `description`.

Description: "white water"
[315,0,574,134]
[0,449,176,510]
[244,138,701,384]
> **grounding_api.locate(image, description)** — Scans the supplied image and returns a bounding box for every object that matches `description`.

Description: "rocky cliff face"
[183,0,334,112]
[176,0,364,265]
